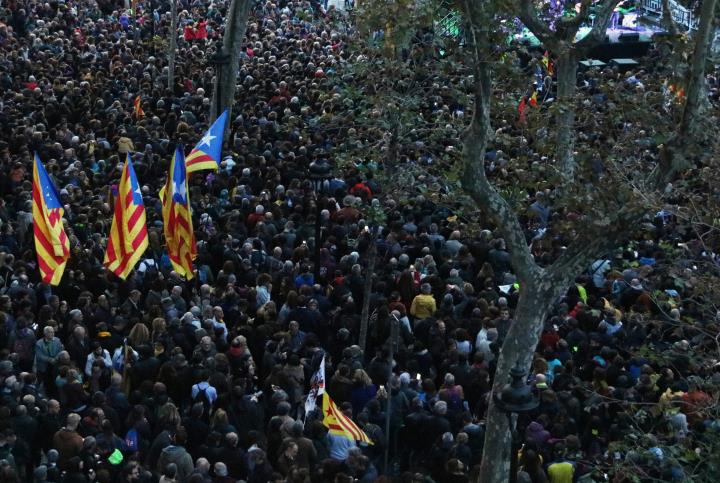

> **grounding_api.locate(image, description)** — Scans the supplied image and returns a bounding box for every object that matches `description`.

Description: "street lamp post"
[308,159,332,281]
[167,0,177,90]
[383,313,400,474]
[494,363,539,483]
[209,44,231,120]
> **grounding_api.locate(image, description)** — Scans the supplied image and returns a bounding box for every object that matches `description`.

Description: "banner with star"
[160,145,197,279]
[32,153,70,285]
[185,110,228,173]
[104,154,149,280]
[322,392,373,444]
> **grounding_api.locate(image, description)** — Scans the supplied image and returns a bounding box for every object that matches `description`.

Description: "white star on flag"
[173,180,186,201]
[200,133,216,147]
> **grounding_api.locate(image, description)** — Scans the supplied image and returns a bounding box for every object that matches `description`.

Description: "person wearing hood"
[84,342,112,378]
[525,420,551,446]
[156,428,194,481]
[246,446,274,483]
[618,277,647,310]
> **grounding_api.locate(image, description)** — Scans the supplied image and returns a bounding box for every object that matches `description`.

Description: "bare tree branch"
[546,217,634,284]
[576,0,622,49]
[461,2,539,283]
[517,0,560,49]
[661,0,681,36]
[656,0,718,185]
[564,0,594,33]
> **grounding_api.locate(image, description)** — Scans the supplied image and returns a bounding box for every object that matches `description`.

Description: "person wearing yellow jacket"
[410,283,437,320]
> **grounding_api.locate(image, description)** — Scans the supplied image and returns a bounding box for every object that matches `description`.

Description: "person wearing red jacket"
[349,181,372,200]
[247,205,265,230]
[195,20,208,40]
[183,24,195,41]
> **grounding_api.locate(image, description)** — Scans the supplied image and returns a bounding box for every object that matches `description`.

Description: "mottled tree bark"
[554,50,578,180]
[482,274,573,481]
[455,0,692,480]
[211,0,253,122]
[459,3,642,482]
[679,0,717,138]
[518,0,620,179]
[460,5,531,478]
[659,0,719,183]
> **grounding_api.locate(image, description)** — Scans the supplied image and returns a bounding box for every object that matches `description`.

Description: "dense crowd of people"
[1,0,719,482]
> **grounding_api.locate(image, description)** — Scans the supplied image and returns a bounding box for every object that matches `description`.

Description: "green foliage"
[608,419,720,482]
[151,35,168,51]
[343,0,720,253]
[328,42,470,205]
[355,0,437,55]
[363,204,388,227]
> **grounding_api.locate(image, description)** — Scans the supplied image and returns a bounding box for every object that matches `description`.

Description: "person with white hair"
[476,328,498,363]
[182,311,200,329]
[170,286,187,313]
[424,401,451,448]
[35,326,63,391]
[247,204,265,229]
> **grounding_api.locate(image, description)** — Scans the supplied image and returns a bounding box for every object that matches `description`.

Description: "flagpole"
[121,339,131,395]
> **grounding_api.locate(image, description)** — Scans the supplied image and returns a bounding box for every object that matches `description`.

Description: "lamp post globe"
[495,364,539,414]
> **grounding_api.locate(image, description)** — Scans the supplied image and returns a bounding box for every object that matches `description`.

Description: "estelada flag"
[32,154,70,285]
[133,95,144,118]
[185,110,228,173]
[103,154,149,279]
[160,146,197,279]
[529,90,538,107]
[322,392,373,444]
[542,50,554,76]
[518,96,527,123]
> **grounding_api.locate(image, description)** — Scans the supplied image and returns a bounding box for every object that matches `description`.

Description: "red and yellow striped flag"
[518,96,527,123]
[529,90,538,107]
[32,154,70,285]
[185,110,228,173]
[542,50,554,76]
[322,392,373,444]
[160,146,196,279]
[103,154,149,279]
[133,95,144,118]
